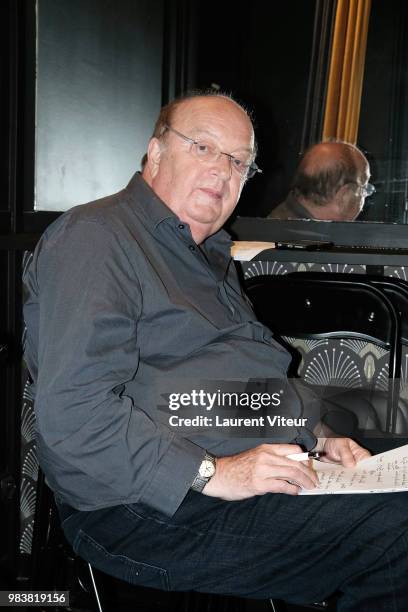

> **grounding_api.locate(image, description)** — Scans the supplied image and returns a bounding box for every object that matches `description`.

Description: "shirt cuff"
[139,435,206,517]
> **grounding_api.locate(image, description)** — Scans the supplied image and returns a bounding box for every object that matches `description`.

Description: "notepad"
[300,444,408,495]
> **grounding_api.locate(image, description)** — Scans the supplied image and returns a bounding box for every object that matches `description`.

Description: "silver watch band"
[191,452,216,493]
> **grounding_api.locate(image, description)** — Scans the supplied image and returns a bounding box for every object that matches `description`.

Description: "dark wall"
[0,253,9,475]
[35,0,164,210]
[194,0,316,217]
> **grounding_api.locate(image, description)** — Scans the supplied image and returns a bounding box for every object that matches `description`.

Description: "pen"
[286,451,322,462]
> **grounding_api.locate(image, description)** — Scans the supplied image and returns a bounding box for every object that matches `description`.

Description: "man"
[24,93,408,609]
[268,141,374,220]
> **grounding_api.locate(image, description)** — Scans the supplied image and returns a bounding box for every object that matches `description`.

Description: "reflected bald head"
[293,141,369,207]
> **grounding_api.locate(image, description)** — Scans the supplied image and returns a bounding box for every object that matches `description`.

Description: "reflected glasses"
[356,182,376,197]
[163,124,262,180]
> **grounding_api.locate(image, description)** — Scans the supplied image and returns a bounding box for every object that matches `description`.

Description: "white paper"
[300,444,408,495]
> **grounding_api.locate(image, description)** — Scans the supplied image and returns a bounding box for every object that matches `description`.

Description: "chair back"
[288,272,408,344]
[245,274,402,434]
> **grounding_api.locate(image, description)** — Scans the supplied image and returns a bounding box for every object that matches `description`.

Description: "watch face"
[200,459,215,478]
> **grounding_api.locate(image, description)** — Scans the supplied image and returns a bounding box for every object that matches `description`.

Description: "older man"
[269,141,374,221]
[24,93,408,609]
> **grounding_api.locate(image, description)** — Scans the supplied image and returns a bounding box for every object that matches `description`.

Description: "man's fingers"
[339,449,356,467]
[255,445,319,489]
[350,442,371,463]
[289,462,318,487]
[265,444,304,457]
[259,464,318,491]
[283,465,317,489]
[268,478,302,495]
[321,438,361,467]
[205,444,321,501]
[354,448,371,462]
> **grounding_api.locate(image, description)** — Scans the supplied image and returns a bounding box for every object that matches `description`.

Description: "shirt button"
[189,245,196,251]
[178,224,185,230]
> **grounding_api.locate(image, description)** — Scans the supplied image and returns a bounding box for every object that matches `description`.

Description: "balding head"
[141,91,256,170]
[142,92,256,243]
[290,141,370,220]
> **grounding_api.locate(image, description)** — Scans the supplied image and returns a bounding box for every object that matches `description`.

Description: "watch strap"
[191,452,216,493]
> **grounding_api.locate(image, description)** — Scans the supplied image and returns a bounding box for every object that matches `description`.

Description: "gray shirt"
[23,173,316,517]
[268,191,312,220]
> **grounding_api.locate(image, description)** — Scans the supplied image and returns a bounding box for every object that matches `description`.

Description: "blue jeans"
[58,490,408,610]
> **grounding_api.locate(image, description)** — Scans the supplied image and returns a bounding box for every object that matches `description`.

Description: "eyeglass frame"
[161,124,262,180]
[354,182,376,198]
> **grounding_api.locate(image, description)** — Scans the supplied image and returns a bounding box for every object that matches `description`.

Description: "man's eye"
[196,143,210,155]
[233,157,250,169]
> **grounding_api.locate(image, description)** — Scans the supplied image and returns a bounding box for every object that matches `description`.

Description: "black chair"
[287,272,408,435]
[286,272,408,345]
[29,467,104,611]
[245,274,403,438]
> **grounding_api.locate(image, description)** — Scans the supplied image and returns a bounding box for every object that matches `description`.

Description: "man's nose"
[210,153,232,178]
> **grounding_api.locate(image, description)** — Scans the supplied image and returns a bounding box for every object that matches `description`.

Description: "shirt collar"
[124,171,233,254]
[284,191,313,219]
[125,172,175,230]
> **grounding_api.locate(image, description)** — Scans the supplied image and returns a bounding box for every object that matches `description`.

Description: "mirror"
[357,0,408,224]
[195,0,407,224]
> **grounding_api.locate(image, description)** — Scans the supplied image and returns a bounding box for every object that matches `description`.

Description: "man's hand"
[202,444,319,500]
[318,438,371,467]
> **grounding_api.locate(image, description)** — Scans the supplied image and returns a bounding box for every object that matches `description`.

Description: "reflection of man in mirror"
[268,141,374,221]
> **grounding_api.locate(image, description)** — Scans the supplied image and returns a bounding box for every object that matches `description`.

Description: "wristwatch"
[191,452,216,492]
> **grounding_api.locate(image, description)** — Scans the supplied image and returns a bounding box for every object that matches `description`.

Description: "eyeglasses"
[163,124,262,180]
[356,182,376,197]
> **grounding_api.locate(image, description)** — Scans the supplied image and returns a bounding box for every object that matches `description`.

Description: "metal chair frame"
[288,272,408,433]
[245,274,402,435]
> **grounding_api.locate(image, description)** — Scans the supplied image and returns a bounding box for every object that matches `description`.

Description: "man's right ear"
[146,138,163,179]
